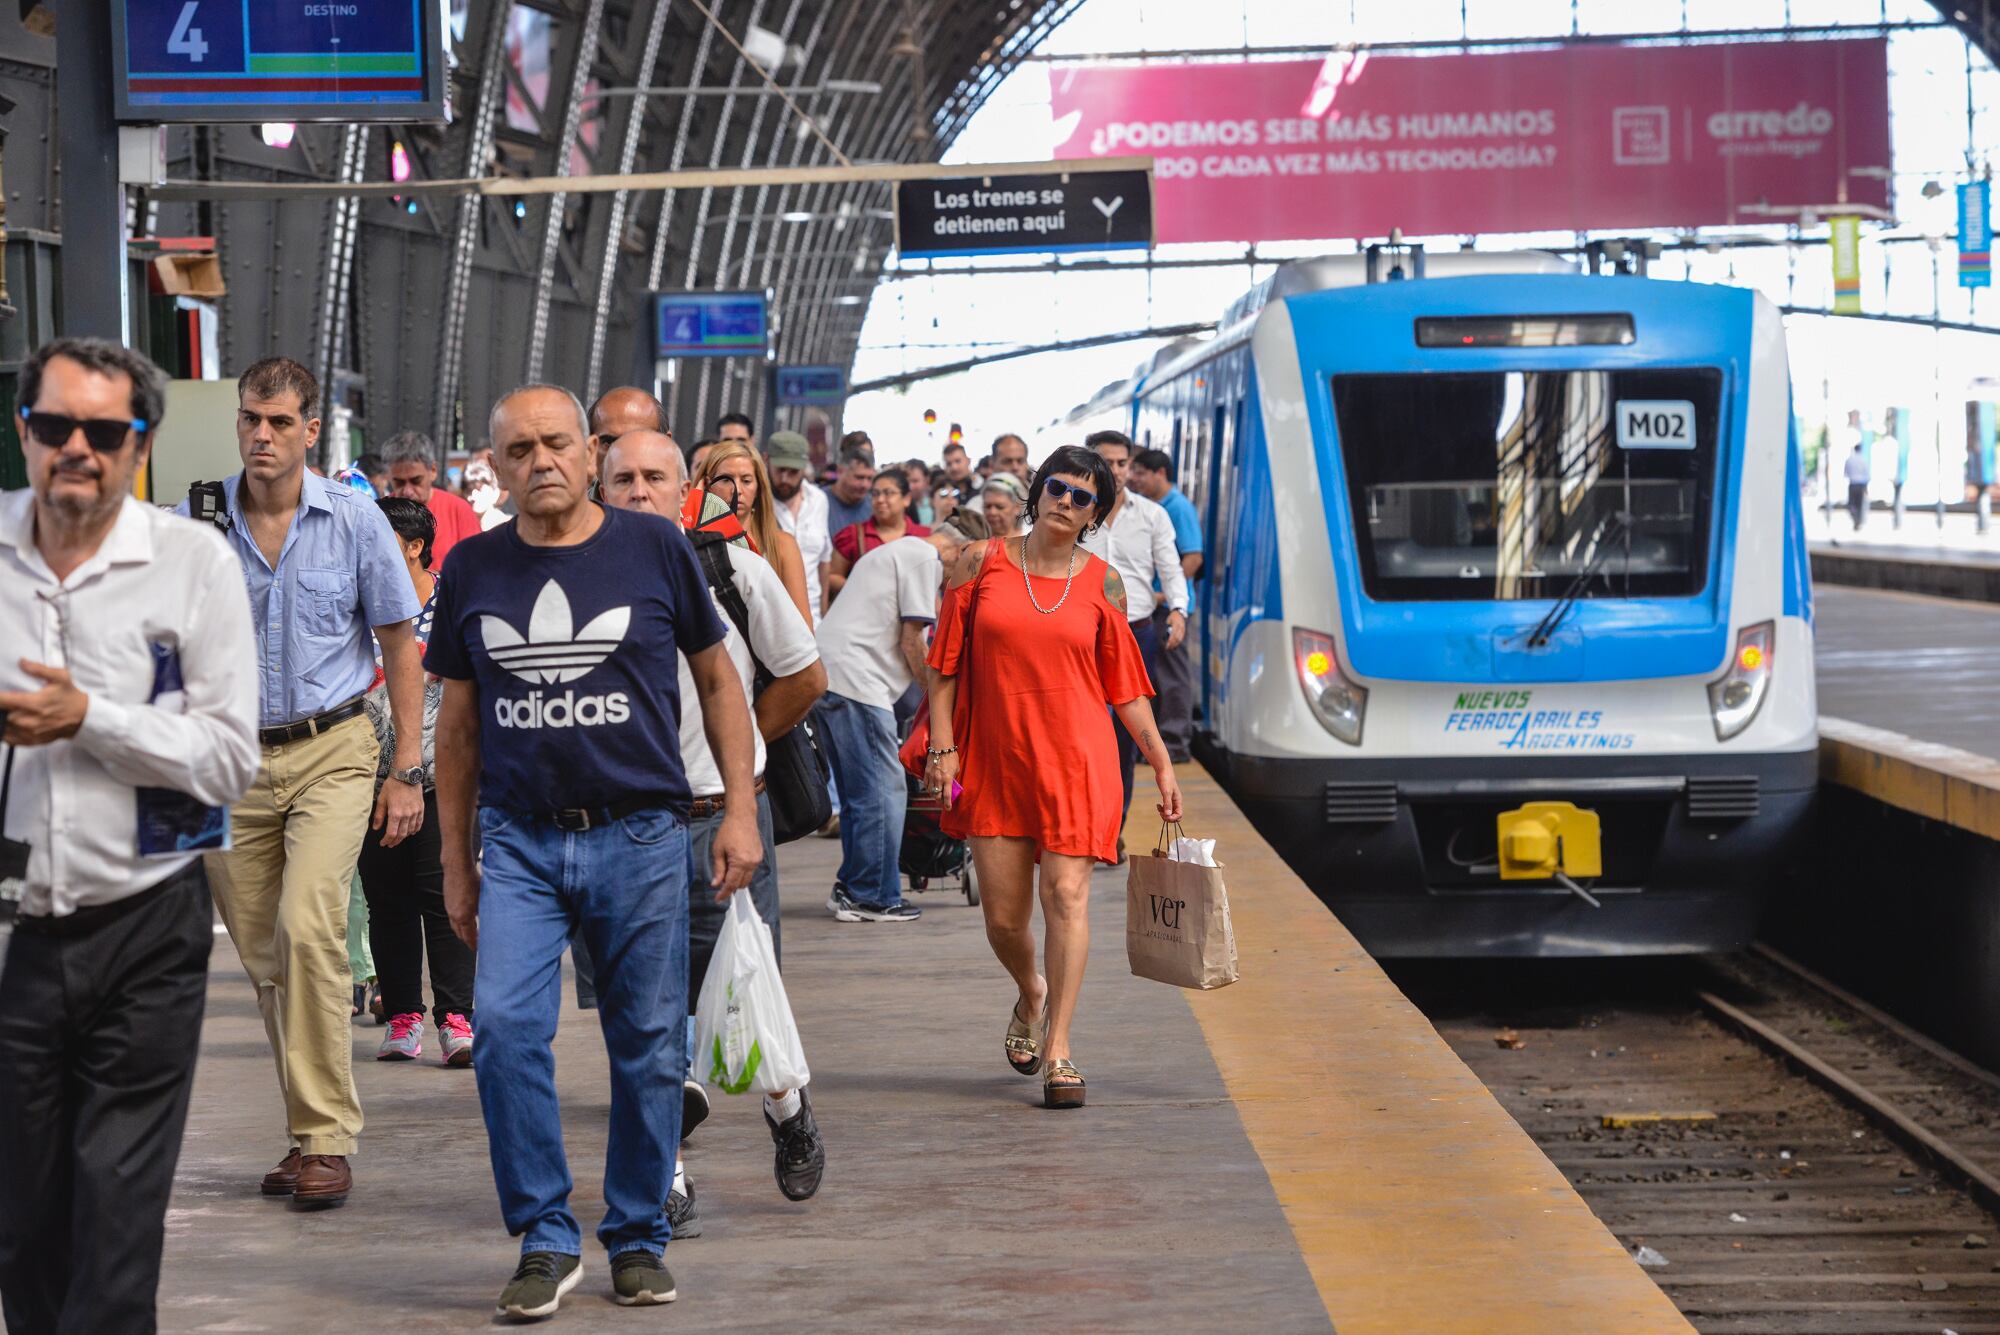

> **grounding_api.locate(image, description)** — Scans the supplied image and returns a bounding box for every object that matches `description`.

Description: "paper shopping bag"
[1126,840,1239,990]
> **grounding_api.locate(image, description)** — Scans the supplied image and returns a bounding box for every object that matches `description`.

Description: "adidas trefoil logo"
[481,580,630,684]
[480,582,634,730]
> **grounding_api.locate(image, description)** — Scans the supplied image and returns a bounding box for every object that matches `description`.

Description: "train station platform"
[1815,583,2000,758]
[146,768,1690,1333]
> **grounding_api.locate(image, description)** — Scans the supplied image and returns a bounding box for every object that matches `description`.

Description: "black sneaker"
[681,1077,709,1141]
[765,1088,826,1201]
[667,1174,701,1239]
[610,1250,677,1306]
[495,1251,582,1321]
[826,886,920,923]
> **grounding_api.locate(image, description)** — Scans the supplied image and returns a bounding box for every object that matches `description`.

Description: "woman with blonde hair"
[695,439,814,625]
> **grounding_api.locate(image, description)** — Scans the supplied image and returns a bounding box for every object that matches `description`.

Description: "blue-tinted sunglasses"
[1042,477,1098,512]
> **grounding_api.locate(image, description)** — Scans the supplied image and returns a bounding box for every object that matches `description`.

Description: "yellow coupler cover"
[1168,765,1692,1334]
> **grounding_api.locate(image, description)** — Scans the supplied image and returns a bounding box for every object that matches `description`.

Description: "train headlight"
[1707,621,1774,741]
[1293,628,1367,746]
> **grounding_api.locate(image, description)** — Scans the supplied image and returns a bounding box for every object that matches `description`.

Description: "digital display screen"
[114,0,446,122]
[655,293,771,359]
[774,366,846,406]
[1415,314,1636,349]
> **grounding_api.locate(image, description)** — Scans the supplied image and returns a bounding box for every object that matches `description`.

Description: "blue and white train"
[1062,252,1817,956]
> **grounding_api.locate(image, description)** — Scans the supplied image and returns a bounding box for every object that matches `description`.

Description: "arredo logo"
[1705,103,1834,140]
[480,581,633,729]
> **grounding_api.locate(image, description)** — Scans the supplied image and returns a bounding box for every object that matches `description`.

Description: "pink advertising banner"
[1048,39,1891,244]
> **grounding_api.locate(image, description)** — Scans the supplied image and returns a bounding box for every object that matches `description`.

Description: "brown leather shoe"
[290,1154,351,1210]
[260,1148,302,1196]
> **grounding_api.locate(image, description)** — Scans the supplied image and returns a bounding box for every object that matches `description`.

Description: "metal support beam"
[847,321,1217,395]
[147,156,1158,202]
[583,0,673,401]
[55,0,125,338]
[313,123,370,438]
[525,0,606,384]
[434,0,515,455]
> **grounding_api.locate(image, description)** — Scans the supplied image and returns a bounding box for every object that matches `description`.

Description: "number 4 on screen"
[168,2,209,64]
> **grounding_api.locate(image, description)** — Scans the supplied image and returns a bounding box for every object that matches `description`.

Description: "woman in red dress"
[924,445,1184,1109]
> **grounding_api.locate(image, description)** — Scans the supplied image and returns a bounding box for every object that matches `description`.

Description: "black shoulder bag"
[689,535,831,844]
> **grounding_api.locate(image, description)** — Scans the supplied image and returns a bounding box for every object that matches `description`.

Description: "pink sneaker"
[377,1012,424,1061]
[439,1012,474,1068]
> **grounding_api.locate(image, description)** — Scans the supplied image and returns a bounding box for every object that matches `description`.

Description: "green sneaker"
[495,1251,582,1321]
[611,1250,678,1306]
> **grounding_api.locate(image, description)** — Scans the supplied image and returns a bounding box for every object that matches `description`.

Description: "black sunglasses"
[1042,477,1098,512]
[20,408,148,453]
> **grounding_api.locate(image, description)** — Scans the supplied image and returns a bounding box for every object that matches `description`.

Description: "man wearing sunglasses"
[182,355,425,1212]
[0,338,260,1333]
[1080,430,1189,859]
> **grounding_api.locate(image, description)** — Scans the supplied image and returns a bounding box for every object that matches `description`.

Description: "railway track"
[1390,951,2000,1335]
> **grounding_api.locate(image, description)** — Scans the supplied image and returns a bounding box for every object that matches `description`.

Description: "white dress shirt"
[0,492,260,915]
[776,481,831,626]
[1080,489,1189,622]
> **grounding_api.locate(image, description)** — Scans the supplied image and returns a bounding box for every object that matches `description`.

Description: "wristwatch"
[389,764,425,786]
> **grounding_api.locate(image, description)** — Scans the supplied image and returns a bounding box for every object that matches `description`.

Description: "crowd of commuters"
[0,336,1213,1329]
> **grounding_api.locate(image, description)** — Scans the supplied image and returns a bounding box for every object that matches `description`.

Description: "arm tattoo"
[1103,565,1127,612]
[950,540,988,588]
[1140,728,1158,753]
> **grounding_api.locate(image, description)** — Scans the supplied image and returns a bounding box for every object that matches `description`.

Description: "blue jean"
[572,790,782,1021]
[474,804,690,1259]
[814,692,905,910]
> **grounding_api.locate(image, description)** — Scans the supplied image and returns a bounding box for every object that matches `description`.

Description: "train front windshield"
[1332,368,1722,603]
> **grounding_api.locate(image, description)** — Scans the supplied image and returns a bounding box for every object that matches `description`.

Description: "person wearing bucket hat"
[766,430,830,626]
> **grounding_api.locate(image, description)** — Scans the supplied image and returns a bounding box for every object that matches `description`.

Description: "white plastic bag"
[692,892,811,1095]
[1168,836,1217,867]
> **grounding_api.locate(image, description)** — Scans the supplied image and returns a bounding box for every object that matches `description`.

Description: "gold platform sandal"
[1005,996,1046,1076]
[1043,1059,1086,1110]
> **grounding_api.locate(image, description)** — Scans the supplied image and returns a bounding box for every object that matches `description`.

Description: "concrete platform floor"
[1815,583,2000,758]
[157,827,1328,1332]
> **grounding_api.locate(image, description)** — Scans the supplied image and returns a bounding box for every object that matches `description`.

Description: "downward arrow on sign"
[1092,195,1124,221]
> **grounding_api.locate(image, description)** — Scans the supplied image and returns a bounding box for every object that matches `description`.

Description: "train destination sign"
[654,292,770,359]
[773,365,847,406]
[894,169,1154,259]
[113,0,448,123]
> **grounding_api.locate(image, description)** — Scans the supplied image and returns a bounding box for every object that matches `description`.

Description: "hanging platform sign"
[1829,215,1863,314]
[773,366,847,406]
[654,292,770,359]
[1959,181,1991,289]
[113,0,448,123]
[894,169,1154,259]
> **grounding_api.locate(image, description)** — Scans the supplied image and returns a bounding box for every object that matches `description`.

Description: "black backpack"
[687,531,831,844]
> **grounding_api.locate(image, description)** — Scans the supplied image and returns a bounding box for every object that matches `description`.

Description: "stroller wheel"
[962,858,980,907]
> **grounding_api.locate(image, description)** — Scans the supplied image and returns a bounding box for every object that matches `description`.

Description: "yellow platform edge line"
[1820,715,2000,842]
[1155,765,1694,1335]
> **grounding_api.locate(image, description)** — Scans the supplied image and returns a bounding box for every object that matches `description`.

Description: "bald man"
[598,430,830,1221]
[588,387,672,471]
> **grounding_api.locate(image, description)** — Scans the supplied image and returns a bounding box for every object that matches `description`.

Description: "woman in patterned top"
[357,497,476,1066]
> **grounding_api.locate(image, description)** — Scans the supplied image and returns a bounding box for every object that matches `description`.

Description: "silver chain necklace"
[1019,535,1078,615]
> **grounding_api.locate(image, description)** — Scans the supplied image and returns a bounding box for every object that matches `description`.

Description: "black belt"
[543,795,670,833]
[260,697,367,747]
[13,861,205,938]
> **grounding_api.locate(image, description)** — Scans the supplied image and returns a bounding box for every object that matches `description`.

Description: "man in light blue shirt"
[1131,448,1204,762]
[179,356,422,1211]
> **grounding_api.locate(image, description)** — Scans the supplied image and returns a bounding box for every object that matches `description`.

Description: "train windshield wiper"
[1522,510,1630,649]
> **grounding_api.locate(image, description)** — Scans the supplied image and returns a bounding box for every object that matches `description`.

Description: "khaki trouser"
[205,712,376,1156]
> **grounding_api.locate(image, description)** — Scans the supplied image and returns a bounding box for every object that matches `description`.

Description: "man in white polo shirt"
[813,533,949,922]
[1080,429,1189,855]
[598,429,830,1226]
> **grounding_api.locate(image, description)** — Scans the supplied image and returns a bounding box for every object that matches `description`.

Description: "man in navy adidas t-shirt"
[427,383,762,1318]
